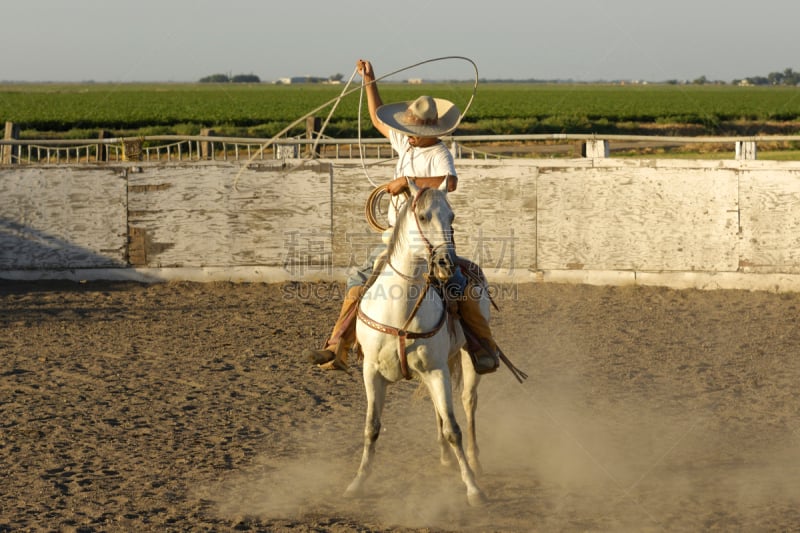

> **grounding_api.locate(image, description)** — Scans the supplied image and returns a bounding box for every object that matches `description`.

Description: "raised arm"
[356,59,391,139]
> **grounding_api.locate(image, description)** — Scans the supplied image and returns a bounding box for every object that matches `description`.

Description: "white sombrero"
[376,95,461,137]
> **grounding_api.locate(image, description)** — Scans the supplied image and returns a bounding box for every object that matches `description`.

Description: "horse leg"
[434,406,455,468]
[425,369,487,507]
[460,348,482,475]
[345,365,387,498]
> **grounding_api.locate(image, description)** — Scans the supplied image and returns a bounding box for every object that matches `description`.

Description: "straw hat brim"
[376,97,462,137]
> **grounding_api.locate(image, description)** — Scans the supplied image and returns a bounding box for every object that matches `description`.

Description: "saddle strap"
[397,332,409,379]
[357,307,447,380]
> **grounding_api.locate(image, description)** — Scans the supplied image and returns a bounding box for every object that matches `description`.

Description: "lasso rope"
[232,56,480,190]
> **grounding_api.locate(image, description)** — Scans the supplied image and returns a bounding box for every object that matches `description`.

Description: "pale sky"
[2,0,797,83]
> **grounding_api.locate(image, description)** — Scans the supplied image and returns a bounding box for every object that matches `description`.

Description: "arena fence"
[3,154,800,293]
[2,130,799,164]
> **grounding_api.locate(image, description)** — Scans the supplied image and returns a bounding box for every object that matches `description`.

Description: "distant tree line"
[199,73,347,84]
[735,68,800,86]
[689,68,799,86]
[195,68,798,86]
[199,73,260,83]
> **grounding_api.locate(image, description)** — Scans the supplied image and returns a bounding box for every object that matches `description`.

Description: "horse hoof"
[344,482,363,499]
[467,489,488,507]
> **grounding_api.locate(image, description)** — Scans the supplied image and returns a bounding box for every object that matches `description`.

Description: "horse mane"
[385,187,441,258]
[386,187,443,257]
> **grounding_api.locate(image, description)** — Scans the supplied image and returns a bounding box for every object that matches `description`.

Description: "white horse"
[345,178,489,507]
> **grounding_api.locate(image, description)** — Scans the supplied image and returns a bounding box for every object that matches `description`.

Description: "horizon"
[1,72,796,86]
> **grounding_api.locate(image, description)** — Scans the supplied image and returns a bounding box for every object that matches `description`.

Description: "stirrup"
[473,350,499,375]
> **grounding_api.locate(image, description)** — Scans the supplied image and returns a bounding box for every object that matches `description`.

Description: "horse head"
[406,178,457,282]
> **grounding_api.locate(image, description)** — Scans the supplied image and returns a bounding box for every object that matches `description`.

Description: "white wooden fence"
[3,157,800,292]
[2,131,798,165]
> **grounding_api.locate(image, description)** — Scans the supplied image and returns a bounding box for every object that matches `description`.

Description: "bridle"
[357,187,453,379]
[385,188,453,280]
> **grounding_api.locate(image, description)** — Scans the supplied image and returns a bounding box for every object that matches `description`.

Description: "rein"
[357,283,446,380]
[385,186,435,280]
[358,187,449,379]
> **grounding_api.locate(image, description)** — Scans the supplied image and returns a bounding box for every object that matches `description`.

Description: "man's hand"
[356,59,374,81]
[386,175,457,196]
[386,176,409,196]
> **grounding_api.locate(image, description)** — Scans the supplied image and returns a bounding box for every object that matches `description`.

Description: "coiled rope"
[364,183,390,233]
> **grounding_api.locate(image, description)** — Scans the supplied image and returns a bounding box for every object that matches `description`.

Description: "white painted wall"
[3,158,800,291]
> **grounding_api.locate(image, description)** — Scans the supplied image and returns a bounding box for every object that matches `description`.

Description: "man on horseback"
[304,59,500,376]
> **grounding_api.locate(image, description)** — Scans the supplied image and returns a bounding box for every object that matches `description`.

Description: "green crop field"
[1,82,799,140]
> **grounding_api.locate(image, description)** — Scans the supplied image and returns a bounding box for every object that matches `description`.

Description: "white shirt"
[387,129,457,226]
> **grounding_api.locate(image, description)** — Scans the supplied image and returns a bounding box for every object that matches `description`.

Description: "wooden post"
[200,128,215,160]
[736,140,757,160]
[97,130,112,162]
[2,121,20,164]
[583,139,609,158]
[127,226,147,266]
[306,116,322,157]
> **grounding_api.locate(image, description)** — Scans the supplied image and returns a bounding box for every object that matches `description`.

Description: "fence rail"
[1,133,799,164]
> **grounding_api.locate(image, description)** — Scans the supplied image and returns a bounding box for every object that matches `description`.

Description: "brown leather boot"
[458,291,500,375]
[303,286,363,370]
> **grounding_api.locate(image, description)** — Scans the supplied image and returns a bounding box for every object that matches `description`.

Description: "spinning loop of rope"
[232,56,479,190]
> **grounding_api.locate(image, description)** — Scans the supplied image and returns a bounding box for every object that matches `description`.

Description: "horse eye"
[418,213,427,222]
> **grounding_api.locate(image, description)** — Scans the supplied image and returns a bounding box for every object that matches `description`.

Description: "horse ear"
[407,177,420,196]
[438,176,449,192]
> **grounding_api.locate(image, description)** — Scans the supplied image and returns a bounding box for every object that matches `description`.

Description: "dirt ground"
[2,279,800,532]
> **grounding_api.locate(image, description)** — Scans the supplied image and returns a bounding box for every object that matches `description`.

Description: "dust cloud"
[206,308,800,531]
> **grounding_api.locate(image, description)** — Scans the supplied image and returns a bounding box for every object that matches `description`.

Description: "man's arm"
[356,59,391,139]
[386,175,458,195]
